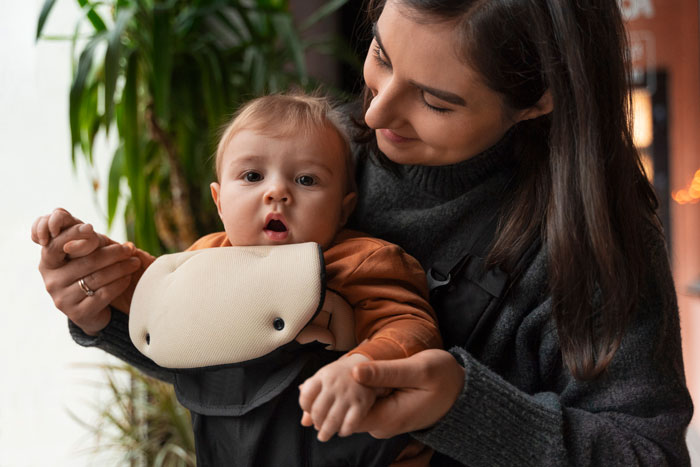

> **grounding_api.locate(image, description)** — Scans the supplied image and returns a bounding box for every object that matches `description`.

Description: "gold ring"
[78,278,95,297]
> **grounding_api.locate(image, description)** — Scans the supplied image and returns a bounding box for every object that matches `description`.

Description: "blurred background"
[1,0,699,465]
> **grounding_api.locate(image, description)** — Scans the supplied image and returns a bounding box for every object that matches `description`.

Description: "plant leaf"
[77,0,108,32]
[271,13,307,86]
[105,7,136,128]
[107,144,125,229]
[152,4,172,122]
[70,34,105,161]
[36,0,58,41]
[299,0,349,31]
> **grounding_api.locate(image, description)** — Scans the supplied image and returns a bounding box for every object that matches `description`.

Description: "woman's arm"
[354,230,692,466]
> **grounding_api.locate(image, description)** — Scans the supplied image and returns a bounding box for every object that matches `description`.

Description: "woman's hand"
[350,349,465,438]
[33,208,145,336]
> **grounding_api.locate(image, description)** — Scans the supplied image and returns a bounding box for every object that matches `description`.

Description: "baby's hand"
[298,353,381,442]
[31,208,106,258]
[31,208,83,247]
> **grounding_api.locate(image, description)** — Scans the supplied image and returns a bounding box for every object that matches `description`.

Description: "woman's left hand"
[350,349,465,438]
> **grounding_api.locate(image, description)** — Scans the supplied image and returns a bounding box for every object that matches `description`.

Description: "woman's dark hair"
[362,0,659,380]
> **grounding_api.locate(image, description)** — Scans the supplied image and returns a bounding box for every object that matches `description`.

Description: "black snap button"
[273,318,285,331]
[145,333,150,345]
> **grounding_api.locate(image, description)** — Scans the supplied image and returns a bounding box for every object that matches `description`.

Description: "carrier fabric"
[129,242,324,369]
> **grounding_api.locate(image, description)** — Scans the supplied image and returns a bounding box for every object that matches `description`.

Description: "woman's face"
[363,0,524,166]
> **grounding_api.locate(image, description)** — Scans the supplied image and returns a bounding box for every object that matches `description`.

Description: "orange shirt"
[187,229,442,361]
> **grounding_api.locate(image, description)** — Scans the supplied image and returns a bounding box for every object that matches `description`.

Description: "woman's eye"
[372,43,391,70]
[296,175,316,186]
[421,92,451,114]
[244,171,263,182]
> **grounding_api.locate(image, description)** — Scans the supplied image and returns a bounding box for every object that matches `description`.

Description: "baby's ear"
[340,192,357,226]
[210,182,223,217]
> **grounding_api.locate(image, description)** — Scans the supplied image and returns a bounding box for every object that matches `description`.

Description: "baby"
[33,93,439,466]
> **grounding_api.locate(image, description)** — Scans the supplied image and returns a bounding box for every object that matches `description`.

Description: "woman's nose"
[364,76,403,130]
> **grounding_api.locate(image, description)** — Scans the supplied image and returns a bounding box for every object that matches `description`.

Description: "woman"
[35,0,693,465]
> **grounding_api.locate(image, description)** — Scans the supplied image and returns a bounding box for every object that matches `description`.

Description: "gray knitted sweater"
[70,135,693,466]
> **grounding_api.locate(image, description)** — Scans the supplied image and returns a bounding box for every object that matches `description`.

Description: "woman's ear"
[210,182,224,217]
[516,89,553,122]
[340,192,358,226]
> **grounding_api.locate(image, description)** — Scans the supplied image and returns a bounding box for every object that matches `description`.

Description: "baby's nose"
[263,184,290,203]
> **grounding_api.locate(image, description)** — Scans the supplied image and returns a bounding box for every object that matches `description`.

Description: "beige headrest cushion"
[129,243,324,369]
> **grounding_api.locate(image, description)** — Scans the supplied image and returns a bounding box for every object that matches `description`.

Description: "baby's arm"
[298,353,385,442]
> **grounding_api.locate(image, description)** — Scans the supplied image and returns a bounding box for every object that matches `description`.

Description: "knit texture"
[348,135,693,466]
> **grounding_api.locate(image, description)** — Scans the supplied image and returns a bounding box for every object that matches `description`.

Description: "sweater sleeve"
[68,309,175,384]
[326,235,442,361]
[413,228,693,466]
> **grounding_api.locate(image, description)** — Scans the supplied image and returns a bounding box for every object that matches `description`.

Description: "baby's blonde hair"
[215,93,355,193]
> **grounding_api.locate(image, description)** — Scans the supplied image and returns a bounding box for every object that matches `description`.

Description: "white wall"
[0,1,124,465]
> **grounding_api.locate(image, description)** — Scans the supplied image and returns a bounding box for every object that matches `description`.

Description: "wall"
[0,1,124,465]
[625,0,700,422]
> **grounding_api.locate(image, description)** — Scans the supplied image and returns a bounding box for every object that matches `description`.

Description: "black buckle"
[427,267,451,292]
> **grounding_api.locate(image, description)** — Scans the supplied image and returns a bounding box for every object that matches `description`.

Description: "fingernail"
[78,223,92,233]
[128,257,141,266]
[123,243,135,253]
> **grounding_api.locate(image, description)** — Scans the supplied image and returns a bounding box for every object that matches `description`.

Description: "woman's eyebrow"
[410,81,467,106]
[372,23,466,107]
[372,23,391,63]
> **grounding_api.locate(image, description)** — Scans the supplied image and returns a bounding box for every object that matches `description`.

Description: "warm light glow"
[672,169,700,205]
[632,88,654,149]
[639,149,654,183]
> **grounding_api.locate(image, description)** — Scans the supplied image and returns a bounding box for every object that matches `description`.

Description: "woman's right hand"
[33,208,144,336]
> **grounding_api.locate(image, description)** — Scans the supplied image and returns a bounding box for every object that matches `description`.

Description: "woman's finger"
[42,242,136,292]
[352,354,427,389]
[71,275,133,336]
[40,224,98,270]
[350,350,466,438]
[62,256,141,307]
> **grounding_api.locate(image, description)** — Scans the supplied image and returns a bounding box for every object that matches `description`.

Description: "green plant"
[37,0,351,459]
[70,364,196,466]
[37,0,349,254]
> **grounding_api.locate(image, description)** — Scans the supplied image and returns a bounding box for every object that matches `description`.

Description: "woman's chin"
[377,139,423,165]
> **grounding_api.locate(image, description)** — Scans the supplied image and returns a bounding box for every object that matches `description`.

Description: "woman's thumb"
[352,358,416,388]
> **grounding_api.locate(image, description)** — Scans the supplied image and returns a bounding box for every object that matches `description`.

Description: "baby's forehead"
[224,127,345,167]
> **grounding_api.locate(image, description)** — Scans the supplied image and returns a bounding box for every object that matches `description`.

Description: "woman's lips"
[379,128,416,144]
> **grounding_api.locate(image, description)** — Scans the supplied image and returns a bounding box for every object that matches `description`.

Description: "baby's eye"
[244,171,263,182]
[296,175,316,186]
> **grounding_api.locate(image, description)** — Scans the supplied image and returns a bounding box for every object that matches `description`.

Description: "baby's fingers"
[338,405,365,438]
[301,411,313,427]
[32,215,51,246]
[298,378,322,415]
[49,208,81,238]
[317,402,348,442]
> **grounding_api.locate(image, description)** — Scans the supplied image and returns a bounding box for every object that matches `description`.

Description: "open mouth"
[265,219,287,232]
[263,214,289,241]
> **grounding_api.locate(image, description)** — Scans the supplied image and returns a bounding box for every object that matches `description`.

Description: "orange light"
[673,169,700,205]
[632,88,654,149]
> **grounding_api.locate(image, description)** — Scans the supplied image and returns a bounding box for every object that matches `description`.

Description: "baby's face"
[211,128,355,249]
